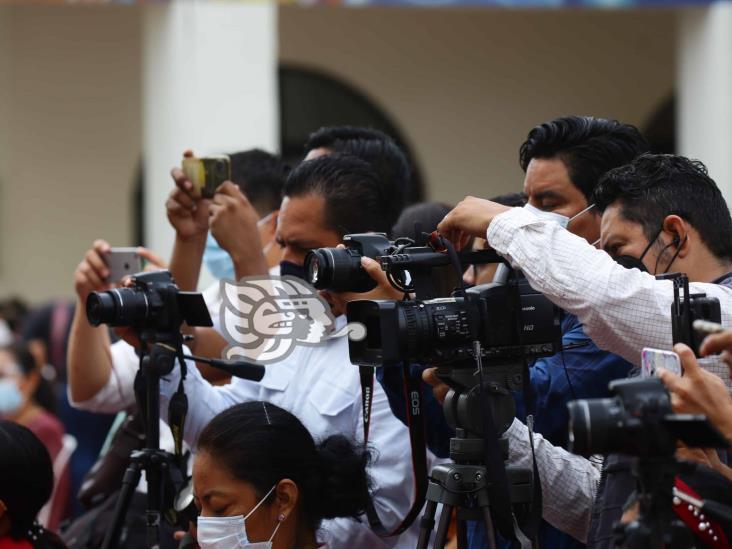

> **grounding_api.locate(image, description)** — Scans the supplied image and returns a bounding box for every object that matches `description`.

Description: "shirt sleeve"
[505,418,599,542]
[159,355,264,449]
[487,207,732,382]
[68,340,138,413]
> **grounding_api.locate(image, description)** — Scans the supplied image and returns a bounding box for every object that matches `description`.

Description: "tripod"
[416,363,534,549]
[101,331,189,549]
[614,456,695,549]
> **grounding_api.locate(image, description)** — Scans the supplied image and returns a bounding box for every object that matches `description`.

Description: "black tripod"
[416,359,534,549]
[101,332,189,549]
[614,457,695,549]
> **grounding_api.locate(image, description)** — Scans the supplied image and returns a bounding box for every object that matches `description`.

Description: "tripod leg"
[102,462,143,549]
[482,507,497,549]
[416,500,438,549]
[433,504,454,549]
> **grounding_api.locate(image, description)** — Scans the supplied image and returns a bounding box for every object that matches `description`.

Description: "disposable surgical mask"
[196,485,280,549]
[524,202,596,230]
[203,233,236,281]
[0,378,23,417]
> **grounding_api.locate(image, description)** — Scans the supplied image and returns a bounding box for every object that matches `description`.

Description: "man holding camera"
[69,132,429,545]
[436,153,732,544]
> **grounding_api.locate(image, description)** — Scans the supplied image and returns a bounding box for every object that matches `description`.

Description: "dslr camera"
[305,233,395,293]
[568,377,728,457]
[86,270,212,333]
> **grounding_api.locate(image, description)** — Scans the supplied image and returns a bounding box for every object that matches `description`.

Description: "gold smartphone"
[182,155,231,199]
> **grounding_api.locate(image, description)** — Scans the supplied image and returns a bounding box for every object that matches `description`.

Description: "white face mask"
[196,485,281,549]
[523,202,595,230]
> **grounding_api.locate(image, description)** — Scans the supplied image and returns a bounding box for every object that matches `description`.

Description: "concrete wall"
[0,5,141,303]
[279,7,676,204]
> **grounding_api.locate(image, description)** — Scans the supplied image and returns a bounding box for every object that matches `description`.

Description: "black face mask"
[279,260,308,281]
[614,229,684,275]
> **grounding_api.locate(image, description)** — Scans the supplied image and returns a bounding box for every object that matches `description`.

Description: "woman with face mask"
[0,343,68,531]
[0,421,67,548]
[193,402,371,549]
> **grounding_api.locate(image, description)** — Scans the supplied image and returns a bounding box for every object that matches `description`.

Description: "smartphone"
[182,155,231,199]
[641,347,682,378]
[106,248,143,283]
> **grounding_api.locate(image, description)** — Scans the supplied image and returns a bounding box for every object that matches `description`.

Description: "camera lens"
[305,248,372,292]
[567,397,617,456]
[86,291,117,327]
[85,288,150,328]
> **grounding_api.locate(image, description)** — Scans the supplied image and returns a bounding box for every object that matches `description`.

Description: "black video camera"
[568,377,728,458]
[305,233,396,293]
[347,248,562,367]
[86,270,212,333]
[663,273,722,356]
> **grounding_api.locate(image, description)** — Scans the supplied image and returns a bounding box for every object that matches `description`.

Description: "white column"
[142,1,278,266]
[678,4,732,202]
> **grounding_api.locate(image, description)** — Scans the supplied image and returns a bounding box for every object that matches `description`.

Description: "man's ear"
[662,215,690,258]
[273,479,299,522]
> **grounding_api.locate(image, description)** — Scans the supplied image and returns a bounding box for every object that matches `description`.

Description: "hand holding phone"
[105,248,143,283]
[181,155,231,199]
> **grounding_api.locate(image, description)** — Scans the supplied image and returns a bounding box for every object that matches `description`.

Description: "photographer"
[435,153,732,544]
[193,401,371,549]
[157,154,430,547]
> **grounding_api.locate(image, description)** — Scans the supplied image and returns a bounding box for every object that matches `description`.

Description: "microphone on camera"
[183,354,265,382]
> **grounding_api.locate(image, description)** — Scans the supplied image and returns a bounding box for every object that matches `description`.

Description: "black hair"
[284,154,391,236]
[593,154,732,262]
[519,116,649,201]
[197,402,371,533]
[304,126,409,231]
[0,421,64,548]
[1,342,56,415]
[228,149,288,216]
[391,202,452,242]
[0,297,28,334]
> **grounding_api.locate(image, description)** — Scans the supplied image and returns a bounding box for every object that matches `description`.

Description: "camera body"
[305,233,395,293]
[348,274,561,367]
[86,270,211,333]
[568,377,727,458]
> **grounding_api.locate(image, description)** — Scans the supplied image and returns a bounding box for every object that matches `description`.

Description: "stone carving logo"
[220,276,366,365]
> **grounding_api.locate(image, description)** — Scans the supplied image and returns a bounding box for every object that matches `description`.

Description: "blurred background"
[0,0,730,303]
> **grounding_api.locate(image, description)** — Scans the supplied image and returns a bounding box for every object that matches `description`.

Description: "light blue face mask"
[0,378,23,417]
[204,233,236,281]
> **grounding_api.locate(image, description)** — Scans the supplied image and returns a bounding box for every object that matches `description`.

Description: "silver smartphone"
[106,248,143,283]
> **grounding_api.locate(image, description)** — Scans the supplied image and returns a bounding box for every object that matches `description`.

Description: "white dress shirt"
[486,207,732,541]
[158,315,434,548]
[504,419,600,542]
[487,207,732,382]
[74,319,433,547]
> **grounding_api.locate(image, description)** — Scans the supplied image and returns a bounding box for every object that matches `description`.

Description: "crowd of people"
[3,116,732,549]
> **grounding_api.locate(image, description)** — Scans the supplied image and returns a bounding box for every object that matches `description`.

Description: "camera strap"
[359,362,429,537]
[167,352,189,458]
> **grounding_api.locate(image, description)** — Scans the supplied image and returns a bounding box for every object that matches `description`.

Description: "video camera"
[86,270,212,332]
[568,377,728,458]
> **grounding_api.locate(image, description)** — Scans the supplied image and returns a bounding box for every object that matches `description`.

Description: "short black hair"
[391,202,452,242]
[198,402,371,533]
[228,149,288,216]
[519,116,649,201]
[490,192,527,208]
[0,421,53,539]
[305,126,410,230]
[593,154,732,262]
[284,154,390,236]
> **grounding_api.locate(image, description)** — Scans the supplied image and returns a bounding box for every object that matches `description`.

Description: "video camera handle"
[183,355,265,382]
